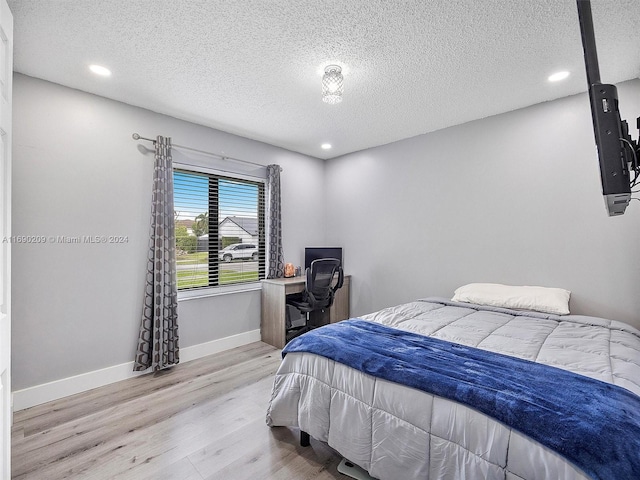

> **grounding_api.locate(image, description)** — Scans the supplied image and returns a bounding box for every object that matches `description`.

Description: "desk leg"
[261,282,287,349]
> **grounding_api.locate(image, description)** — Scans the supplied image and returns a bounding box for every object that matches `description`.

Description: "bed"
[266,289,640,480]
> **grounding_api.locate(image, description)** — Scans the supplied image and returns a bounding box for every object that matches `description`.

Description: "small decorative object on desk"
[284,263,295,278]
[295,266,302,276]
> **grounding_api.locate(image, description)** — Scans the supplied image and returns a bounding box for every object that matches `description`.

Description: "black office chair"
[285,258,344,342]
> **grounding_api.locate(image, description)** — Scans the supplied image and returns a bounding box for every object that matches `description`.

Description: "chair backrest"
[304,258,344,311]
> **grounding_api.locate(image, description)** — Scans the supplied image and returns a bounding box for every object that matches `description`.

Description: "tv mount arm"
[577,0,601,87]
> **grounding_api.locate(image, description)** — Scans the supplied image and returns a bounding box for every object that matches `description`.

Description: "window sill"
[177,282,262,301]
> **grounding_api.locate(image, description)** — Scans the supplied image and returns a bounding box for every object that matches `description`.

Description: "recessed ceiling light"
[321,143,332,150]
[89,64,112,77]
[548,71,570,82]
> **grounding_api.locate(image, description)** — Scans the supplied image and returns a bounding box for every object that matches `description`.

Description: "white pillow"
[452,283,571,315]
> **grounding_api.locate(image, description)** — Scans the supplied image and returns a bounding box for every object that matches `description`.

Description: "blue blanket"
[282,319,640,480]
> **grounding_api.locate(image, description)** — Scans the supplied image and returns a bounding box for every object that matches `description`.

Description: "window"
[173,167,265,291]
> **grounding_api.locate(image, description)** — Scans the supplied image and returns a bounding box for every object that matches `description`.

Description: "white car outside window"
[218,243,258,262]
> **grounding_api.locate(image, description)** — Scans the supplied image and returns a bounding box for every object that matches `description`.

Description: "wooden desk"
[261,275,351,349]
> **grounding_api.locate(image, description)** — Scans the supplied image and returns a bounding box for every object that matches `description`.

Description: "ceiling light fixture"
[321,143,332,150]
[322,65,343,104]
[89,64,112,77]
[548,71,569,82]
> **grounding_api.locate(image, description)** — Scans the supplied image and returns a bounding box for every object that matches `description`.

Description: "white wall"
[11,73,326,392]
[325,79,640,328]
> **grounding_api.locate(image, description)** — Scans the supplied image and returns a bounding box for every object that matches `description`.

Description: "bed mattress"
[266,298,640,480]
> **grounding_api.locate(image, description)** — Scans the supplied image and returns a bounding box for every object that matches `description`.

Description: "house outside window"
[173,168,266,291]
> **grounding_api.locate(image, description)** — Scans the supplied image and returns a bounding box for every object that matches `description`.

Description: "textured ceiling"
[7,0,640,159]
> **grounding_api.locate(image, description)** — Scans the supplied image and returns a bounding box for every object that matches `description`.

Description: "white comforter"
[266,298,640,480]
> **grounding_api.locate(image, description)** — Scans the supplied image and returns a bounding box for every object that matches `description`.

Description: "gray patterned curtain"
[266,164,284,279]
[134,136,179,371]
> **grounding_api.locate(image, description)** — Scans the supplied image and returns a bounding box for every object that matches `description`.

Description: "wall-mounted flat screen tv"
[577,0,638,216]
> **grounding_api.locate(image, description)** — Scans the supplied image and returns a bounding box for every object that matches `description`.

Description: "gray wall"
[325,79,640,328]
[12,74,326,390]
[13,72,640,392]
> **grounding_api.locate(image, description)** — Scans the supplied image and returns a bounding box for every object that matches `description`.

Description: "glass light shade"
[322,65,343,104]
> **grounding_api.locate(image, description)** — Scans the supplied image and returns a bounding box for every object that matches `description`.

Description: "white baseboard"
[12,329,261,411]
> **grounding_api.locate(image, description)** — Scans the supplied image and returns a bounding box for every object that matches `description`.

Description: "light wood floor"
[11,342,345,480]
